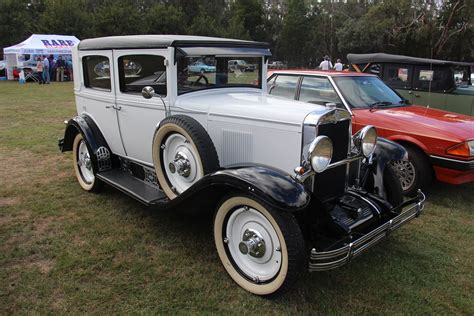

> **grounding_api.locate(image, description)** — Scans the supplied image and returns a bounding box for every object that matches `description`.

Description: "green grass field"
[0,81,473,314]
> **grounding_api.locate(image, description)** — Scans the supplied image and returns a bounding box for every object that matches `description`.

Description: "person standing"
[334,59,343,71]
[66,59,73,81]
[42,55,50,84]
[48,55,55,81]
[36,56,45,84]
[319,55,333,70]
[56,56,65,82]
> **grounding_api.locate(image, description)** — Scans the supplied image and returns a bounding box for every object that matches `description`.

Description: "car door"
[298,75,344,108]
[113,50,170,166]
[78,51,126,156]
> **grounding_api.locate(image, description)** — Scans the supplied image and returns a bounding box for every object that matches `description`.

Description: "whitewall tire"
[214,194,304,296]
[72,133,101,192]
[152,115,219,200]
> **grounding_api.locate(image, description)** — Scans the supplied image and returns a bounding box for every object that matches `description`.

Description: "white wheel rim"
[162,133,202,194]
[391,160,415,191]
[225,206,282,283]
[77,140,94,184]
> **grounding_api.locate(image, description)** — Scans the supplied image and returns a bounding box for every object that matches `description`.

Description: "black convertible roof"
[78,35,270,51]
[347,53,473,67]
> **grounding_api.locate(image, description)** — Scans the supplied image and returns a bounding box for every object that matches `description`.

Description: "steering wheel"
[191,74,209,86]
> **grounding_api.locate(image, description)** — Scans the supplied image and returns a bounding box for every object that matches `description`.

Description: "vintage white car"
[59,35,425,296]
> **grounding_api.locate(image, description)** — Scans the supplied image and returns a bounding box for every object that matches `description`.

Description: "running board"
[97,169,168,205]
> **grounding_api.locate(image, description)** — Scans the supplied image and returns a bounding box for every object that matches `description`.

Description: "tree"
[93,0,144,36]
[279,0,309,66]
[230,0,264,40]
[143,3,187,35]
[39,0,93,39]
[0,0,36,59]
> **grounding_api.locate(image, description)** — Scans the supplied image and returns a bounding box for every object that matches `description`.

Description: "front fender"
[168,165,311,213]
[371,137,407,196]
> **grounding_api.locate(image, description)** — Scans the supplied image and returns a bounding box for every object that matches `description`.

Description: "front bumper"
[309,191,425,272]
[430,155,474,185]
[430,155,474,172]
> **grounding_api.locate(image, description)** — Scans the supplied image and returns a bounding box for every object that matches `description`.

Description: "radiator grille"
[317,120,350,163]
[313,119,350,201]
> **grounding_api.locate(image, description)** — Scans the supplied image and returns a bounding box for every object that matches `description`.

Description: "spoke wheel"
[72,133,101,192]
[391,159,416,191]
[390,145,433,196]
[214,194,304,296]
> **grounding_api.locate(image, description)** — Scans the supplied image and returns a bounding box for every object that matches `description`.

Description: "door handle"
[105,104,121,111]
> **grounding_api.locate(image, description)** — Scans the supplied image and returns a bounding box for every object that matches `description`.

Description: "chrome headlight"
[308,136,333,173]
[354,126,377,158]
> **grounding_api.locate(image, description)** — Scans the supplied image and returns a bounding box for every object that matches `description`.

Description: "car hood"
[176,88,334,130]
[355,105,474,141]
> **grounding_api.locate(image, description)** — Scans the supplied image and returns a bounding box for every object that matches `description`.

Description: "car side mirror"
[142,86,155,99]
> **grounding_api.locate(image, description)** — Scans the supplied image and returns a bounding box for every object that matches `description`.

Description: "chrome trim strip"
[327,75,353,115]
[429,155,473,164]
[327,155,362,169]
[308,191,425,272]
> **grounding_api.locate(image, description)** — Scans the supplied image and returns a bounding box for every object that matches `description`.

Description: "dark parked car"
[347,53,474,116]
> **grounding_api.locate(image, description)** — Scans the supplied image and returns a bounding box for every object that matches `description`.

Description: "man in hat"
[319,55,333,71]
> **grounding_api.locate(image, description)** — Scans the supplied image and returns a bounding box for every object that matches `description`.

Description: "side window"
[299,76,342,106]
[118,55,167,96]
[83,55,111,91]
[268,75,299,99]
[383,64,412,89]
[412,66,454,92]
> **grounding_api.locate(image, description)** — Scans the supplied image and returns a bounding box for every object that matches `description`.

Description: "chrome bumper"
[309,190,426,272]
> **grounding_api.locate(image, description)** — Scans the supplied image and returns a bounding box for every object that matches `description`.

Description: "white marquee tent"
[3,34,80,80]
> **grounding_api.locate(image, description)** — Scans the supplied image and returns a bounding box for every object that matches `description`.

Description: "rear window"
[82,55,111,91]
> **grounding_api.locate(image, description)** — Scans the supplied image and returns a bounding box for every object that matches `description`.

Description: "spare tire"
[152,115,219,199]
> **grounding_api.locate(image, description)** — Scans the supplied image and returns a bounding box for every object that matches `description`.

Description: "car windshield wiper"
[398,99,410,105]
[370,101,393,107]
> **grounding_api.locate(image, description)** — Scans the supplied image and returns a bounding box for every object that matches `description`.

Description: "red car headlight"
[446,140,474,158]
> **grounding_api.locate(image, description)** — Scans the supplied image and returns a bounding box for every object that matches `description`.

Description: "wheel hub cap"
[238,229,266,258]
[84,153,92,170]
[168,152,191,177]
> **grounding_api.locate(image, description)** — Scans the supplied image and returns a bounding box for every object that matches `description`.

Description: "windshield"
[177,56,261,95]
[333,76,406,109]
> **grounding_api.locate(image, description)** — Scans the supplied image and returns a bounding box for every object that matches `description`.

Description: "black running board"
[97,169,168,205]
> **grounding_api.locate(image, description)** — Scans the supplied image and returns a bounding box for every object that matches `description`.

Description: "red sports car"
[267,70,474,195]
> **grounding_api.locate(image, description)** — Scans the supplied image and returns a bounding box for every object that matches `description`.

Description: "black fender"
[58,114,112,171]
[371,137,407,197]
[162,165,311,213]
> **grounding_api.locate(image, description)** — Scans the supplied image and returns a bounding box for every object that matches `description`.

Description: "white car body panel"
[73,49,126,156]
[113,49,171,165]
[174,88,324,173]
[74,46,331,174]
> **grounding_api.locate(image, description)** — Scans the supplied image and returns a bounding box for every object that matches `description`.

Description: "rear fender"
[59,115,112,172]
